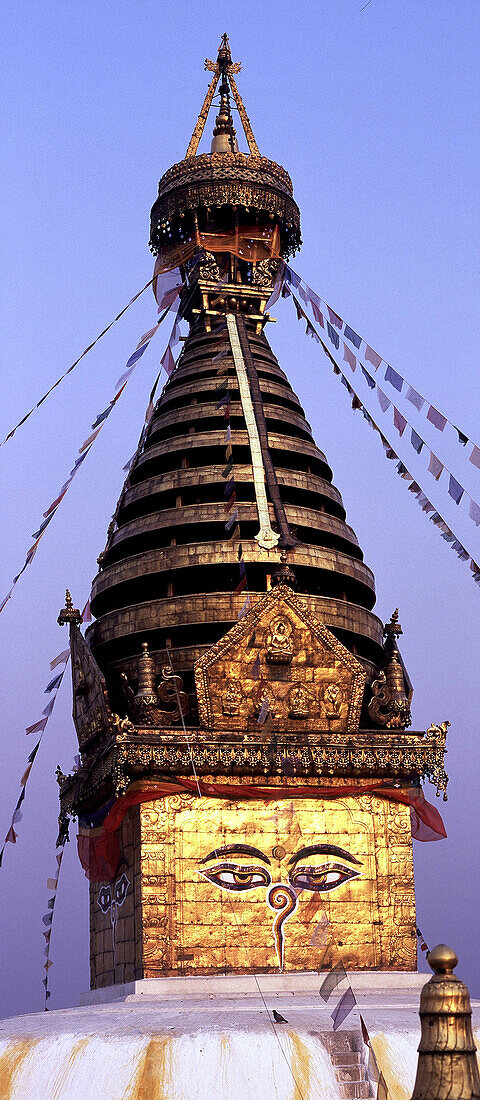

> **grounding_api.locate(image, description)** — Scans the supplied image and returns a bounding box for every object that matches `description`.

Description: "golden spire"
[57,589,81,626]
[185,34,259,158]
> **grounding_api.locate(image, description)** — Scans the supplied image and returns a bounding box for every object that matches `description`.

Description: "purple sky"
[1,0,479,1017]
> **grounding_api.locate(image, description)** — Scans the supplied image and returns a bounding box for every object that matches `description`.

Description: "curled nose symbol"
[267,883,298,970]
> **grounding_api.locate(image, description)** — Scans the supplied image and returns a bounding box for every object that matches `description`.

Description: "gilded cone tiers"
[88,321,384,695]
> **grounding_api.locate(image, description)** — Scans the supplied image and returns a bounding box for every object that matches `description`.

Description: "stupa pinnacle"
[57,37,448,991]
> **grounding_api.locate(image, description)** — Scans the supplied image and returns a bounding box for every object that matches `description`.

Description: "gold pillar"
[411,944,480,1100]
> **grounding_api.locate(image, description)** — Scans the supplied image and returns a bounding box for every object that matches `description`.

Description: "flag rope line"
[42,832,68,1009]
[0,274,162,449]
[0,300,178,618]
[282,283,480,587]
[283,262,480,464]
[288,285,480,526]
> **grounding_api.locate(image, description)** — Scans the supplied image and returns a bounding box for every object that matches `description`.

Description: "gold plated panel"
[195,585,366,733]
[139,793,416,976]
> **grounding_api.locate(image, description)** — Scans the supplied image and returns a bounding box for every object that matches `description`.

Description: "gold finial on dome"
[58,589,81,626]
[185,34,259,158]
[411,944,480,1100]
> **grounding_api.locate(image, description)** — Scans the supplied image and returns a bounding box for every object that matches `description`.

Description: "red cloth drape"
[77,778,446,882]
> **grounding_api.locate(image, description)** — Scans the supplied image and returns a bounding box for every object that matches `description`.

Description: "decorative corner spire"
[271,551,298,590]
[185,34,259,159]
[58,589,81,627]
[383,608,402,641]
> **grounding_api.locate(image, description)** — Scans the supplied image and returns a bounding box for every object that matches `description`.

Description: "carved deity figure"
[321,682,343,719]
[288,682,312,719]
[266,616,294,664]
[222,680,243,716]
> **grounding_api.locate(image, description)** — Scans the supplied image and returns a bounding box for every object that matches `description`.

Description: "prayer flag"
[225,510,239,530]
[326,322,340,349]
[28,740,41,764]
[79,427,102,454]
[234,576,247,595]
[216,392,230,408]
[448,475,464,505]
[222,460,234,478]
[428,452,443,481]
[293,296,304,322]
[311,301,324,327]
[288,269,301,289]
[298,284,309,306]
[5,827,17,845]
[360,1015,370,1045]
[47,878,57,891]
[320,962,347,1002]
[257,697,270,724]
[343,343,356,371]
[238,594,251,619]
[50,649,70,670]
[361,367,375,389]
[469,500,480,525]
[309,912,329,948]
[229,524,241,541]
[224,478,235,498]
[427,406,447,431]
[26,718,48,736]
[223,404,231,421]
[161,345,176,376]
[46,481,73,509]
[408,482,422,495]
[344,324,361,349]
[365,345,381,370]
[410,429,423,454]
[20,762,33,786]
[238,560,246,578]
[82,601,91,623]
[44,673,63,694]
[385,365,403,392]
[469,445,480,469]
[225,425,232,442]
[224,492,237,512]
[455,427,468,446]
[327,306,342,329]
[393,408,407,436]
[42,913,53,927]
[251,654,261,679]
[376,388,391,413]
[406,386,424,412]
[42,698,56,718]
[452,542,469,561]
[332,987,356,1030]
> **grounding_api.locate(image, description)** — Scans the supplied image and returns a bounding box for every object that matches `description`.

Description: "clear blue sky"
[1,0,479,1016]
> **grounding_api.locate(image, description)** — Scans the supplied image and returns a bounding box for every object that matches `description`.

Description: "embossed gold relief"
[194,585,366,733]
[138,794,416,977]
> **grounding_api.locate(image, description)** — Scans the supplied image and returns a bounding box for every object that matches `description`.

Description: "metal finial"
[428,943,458,976]
[58,589,81,626]
[411,944,480,1100]
[384,608,403,640]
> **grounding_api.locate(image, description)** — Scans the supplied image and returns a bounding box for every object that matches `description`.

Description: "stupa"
[1,35,473,1100]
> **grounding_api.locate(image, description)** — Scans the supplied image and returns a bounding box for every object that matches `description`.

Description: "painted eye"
[98,886,112,913]
[289,863,361,893]
[197,863,271,892]
[114,873,129,906]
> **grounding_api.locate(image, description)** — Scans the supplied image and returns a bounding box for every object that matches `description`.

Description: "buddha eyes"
[289,864,360,892]
[198,861,360,894]
[198,863,272,891]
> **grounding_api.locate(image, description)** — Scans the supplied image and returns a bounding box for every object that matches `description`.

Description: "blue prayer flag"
[326,322,340,349]
[385,364,403,392]
[344,324,361,349]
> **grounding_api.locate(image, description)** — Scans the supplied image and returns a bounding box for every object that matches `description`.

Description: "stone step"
[338,1083,372,1099]
[331,1051,363,1066]
[336,1065,368,1084]
[320,1030,360,1053]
